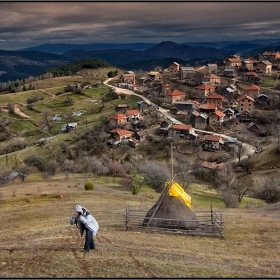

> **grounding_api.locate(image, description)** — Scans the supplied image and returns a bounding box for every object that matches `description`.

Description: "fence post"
[125,205,130,230]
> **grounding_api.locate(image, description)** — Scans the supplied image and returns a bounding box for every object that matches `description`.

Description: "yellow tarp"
[166,181,192,209]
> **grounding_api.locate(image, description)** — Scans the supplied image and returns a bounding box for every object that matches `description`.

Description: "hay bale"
[143,191,200,230]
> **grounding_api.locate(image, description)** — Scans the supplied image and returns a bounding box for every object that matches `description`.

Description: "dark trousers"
[84,228,95,252]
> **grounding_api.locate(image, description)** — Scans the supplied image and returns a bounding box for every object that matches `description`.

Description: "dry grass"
[0,176,279,278]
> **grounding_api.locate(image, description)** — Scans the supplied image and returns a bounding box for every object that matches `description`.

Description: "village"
[103,51,280,172]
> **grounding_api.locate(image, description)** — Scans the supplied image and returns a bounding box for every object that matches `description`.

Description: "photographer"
[69,205,99,253]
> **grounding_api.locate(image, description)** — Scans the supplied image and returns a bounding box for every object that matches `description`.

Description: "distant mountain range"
[1,39,280,83]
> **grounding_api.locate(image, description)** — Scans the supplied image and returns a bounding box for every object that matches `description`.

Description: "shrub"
[84,179,94,190]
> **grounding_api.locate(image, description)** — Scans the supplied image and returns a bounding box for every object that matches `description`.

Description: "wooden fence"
[123,204,226,239]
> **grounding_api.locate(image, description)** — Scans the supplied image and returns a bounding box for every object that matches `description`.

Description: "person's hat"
[75,205,83,213]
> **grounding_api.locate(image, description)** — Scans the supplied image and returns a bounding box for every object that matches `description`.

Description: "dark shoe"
[83,250,89,253]
[90,247,95,250]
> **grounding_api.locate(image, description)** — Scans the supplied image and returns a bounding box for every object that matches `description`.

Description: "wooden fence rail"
[124,205,226,239]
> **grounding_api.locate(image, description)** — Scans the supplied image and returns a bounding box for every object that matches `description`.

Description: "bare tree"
[138,160,171,192]
[41,108,53,129]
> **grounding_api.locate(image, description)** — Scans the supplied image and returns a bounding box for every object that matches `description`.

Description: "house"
[128,84,140,91]
[169,62,180,72]
[159,119,173,133]
[165,89,186,104]
[208,110,225,126]
[224,68,236,77]
[203,135,223,150]
[243,84,260,99]
[137,100,149,112]
[134,130,148,142]
[119,71,135,84]
[256,60,272,73]
[243,72,260,83]
[148,71,161,80]
[202,74,221,85]
[236,109,252,122]
[161,83,171,95]
[179,66,195,80]
[109,113,127,127]
[225,56,242,68]
[242,59,254,71]
[194,84,215,97]
[247,122,259,133]
[262,51,280,62]
[206,64,218,74]
[124,109,141,120]
[109,128,134,141]
[256,93,269,104]
[237,95,255,113]
[201,161,224,172]
[190,110,208,130]
[168,124,197,139]
[176,101,198,112]
[222,108,236,119]
[115,104,130,112]
[199,103,217,113]
[139,76,153,86]
[206,93,224,108]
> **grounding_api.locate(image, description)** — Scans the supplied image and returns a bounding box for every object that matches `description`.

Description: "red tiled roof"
[195,84,215,90]
[109,114,127,120]
[215,110,225,117]
[244,84,260,91]
[227,57,242,63]
[237,95,255,102]
[166,89,185,96]
[204,135,221,142]
[206,94,224,100]
[110,128,123,133]
[204,74,220,79]
[125,109,141,115]
[199,104,217,110]
[117,129,133,136]
[201,161,224,170]
[244,72,258,76]
[172,124,192,131]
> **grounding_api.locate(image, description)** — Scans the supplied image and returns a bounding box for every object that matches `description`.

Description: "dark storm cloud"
[0,2,280,50]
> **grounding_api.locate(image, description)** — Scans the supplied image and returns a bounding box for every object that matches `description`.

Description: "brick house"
[165,89,186,104]
[262,51,280,62]
[236,110,252,122]
[237,95,255,113]
[169,62,180,72]
[109,113,127,128]
[256,60,272,73]
[243,72,260,83]
[194,84,215,97]
[161,83,171,95]
[206,93,224,108]
[119,71,135,84]
[202,74,221,85]
[243,84,260,99]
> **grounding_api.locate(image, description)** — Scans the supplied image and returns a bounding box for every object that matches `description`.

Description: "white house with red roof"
[194,84,215,96]
[203,134,223,150]
[225,56,242,68]
[168,124,197,139]
[124,109,141,120]
[202,74,221,85]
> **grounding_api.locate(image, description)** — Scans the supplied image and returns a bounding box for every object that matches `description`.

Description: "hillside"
[0,175,279,278]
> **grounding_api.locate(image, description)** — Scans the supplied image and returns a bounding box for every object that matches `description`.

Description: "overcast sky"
[0,2,280,50]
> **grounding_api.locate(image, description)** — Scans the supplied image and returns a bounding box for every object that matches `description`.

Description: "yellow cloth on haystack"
[166,181,192,209]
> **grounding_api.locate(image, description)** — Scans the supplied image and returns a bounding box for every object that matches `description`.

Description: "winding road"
[104,78,256,159]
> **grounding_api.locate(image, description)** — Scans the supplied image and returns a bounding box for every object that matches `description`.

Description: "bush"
[84,179,94,190]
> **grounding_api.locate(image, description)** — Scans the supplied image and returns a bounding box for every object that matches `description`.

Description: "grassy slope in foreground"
[0,175,279,278]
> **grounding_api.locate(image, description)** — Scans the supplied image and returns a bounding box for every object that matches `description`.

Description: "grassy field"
[0,175,279,278]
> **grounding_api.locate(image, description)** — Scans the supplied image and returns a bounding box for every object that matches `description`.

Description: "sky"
[0,2,280,50]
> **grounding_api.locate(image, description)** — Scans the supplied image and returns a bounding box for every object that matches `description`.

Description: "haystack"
[142,181,200,230]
